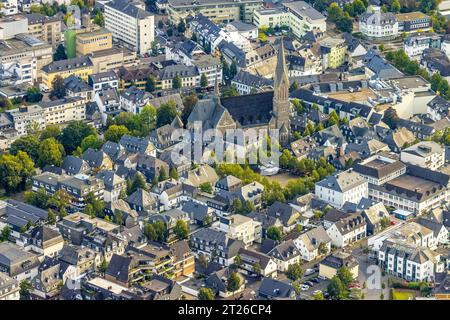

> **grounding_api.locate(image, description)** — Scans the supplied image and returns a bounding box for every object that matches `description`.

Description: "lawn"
[392,289,417,300]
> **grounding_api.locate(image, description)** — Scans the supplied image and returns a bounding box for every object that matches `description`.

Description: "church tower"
[273,39,290,146]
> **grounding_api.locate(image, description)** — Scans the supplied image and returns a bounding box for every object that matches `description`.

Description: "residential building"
[326,212,367,247]
[119,86,151,114]
[294,226,331,261]
[157,64,199,90]
[0,272,20,300]
[166,0,264,24]
[267,239,301,272]
[315,169,369,208]
[57,212,118,246]
[0,242,40,281]
[96,170,126,203]
[104,0,155,54]
[192,55,222,88]
[64,75,93,101]
[39,96,86,125]
[378,239,440,282]
[26,13,61,47]
[20,225,64,258]
[319,251,359,280]
[237,248,277,277]
[41,56,94,90]
[320,38,347,69]
[401,141,445,171]
[190,227,244,266]
[404,33,441,57]
[76,29,113,56]
[6,105,45,136]
[88,71,119,93]
[0,0,18,16]
[217,214,262,245]
[231,70,273,95]
[258,277,296,300]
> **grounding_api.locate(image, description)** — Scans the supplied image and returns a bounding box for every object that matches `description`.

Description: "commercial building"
[0,34,52,84]
[353,153,407,186]
[369,165,450,214]
[166,0,264,24]
[253,1,326,39]
[404,33,441,58]
[104,0,154,54]
[76,29,113,56]
[0,14,28,40]
[41,56,94,90]
[89,47,138,74]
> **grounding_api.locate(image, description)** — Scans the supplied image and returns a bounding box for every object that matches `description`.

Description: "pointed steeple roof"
[274,39,289,88]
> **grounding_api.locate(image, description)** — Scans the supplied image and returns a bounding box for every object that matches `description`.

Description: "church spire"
[274,38,289,90]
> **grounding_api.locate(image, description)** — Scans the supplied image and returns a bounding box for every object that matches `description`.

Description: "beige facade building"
[76,29,113,56]
[39,96,86,125]
[88,47,138,73]
[26,13,62,47]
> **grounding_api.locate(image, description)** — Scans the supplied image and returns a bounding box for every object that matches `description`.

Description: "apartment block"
[41,56,94,90]
[38,96,86,125]
[26,13,62,47]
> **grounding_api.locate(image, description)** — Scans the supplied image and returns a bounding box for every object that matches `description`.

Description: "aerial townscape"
[0,0,450,304]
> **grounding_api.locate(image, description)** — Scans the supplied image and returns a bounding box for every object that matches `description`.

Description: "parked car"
[305,268,315,276]
[311,278,320,283]
[305,281,314,287]
[318,275,327,281]
[301,285,309,291]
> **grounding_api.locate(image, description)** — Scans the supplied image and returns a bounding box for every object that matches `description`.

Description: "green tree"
[173,219,189,239]
[40,124,61,141]
[253,262,262,275]
[104,125,129,143]
[229,60,238,79]
[47,208,57,224]
[61,121,97,154]
[382,107,400,129]
[25,87,43,103]
[145,75,157,93]
[286,263,303,281]
[198,288,215,300]
[53,43,67,61]
[159,167,168,182]
[0,154,24,194]
[170,168,179,180]
[84,203,95,218]
[289,81,299,92]
[38,137,64,168]
[313,291,325,300]
[80,134,102,152]
[337,266,353,287]
[98,259,108,273]
[130,173,148,194]
[10,135,40,163]
[1,225,11,242]
[181,93,198,124]
[20,280,33,299]
[114,210,123,225]
[200,73,209,88]
[199,182,213,193]
[50,76,66,99]
[221,86,240,97]
[391,0,401,12]
[177,19,186,33]
[227,272,241,293]
[156,101,177,127]
[327,276,347,299]
[172,75,182,89]
[267,226,282,241]
[93,11,104,27]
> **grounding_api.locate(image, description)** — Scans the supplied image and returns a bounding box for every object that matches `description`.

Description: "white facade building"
[315,169,369,208]
[359,7,398,39]
[104,0,154,55]
[400,141,445,171]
